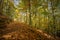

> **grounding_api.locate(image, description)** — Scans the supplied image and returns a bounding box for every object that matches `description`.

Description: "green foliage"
[0,0,60,37]
[42,11,49,16]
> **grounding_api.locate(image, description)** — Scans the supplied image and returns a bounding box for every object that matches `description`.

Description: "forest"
[0,0,60,40]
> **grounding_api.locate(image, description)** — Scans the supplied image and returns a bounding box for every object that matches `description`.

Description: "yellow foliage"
[15,9,19,13]
[38,7,44,12]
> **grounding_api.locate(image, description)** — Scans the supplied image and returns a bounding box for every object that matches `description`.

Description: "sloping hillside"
[0,22,59,40]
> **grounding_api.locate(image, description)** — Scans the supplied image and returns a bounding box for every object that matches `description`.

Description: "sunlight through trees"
[0,0,60,38]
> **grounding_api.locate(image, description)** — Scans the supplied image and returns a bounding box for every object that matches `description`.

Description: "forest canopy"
[0,0,60,38]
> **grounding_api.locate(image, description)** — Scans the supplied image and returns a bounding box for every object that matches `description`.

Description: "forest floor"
[0,21,60,40]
